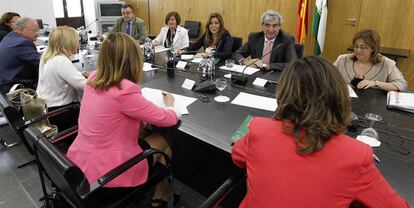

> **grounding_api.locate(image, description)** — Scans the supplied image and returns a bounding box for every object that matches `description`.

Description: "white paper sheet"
[231,92,277,111]
[154,46,170,53]
[141,88,197,115]
[348,85,358,98]
[219,64,261,75]
[191,58,203,63]
[143,62,157,72]
[181,54,194,60]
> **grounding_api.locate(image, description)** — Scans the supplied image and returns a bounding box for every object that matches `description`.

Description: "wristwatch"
[375,80,379,87]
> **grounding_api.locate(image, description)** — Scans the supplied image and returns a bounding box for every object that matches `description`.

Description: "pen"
[373,154,381,163]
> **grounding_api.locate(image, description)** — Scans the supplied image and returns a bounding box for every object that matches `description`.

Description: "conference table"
[139,51,414,205]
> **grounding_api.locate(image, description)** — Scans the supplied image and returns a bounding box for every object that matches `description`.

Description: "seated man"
[232,10,297,71]
[0,17,40,93]
[110,4,147,44]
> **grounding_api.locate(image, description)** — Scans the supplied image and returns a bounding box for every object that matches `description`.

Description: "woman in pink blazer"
[232,56,409,207]
[67,33,180,207]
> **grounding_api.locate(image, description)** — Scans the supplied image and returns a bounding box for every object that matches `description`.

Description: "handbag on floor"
[7,84,58,137]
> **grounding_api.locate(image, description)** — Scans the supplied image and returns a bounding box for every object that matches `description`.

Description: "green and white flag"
[312,0,328,55]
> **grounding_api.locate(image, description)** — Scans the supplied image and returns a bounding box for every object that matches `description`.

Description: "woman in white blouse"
[36,26,87,130]
[152,11,189,51]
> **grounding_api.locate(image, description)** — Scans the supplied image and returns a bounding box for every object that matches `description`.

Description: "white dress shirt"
[154,25,189,50]
[37,55,87,107]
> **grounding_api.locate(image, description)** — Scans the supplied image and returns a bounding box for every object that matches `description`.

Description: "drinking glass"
[360,113,383,139]
[225,59,235,78]
[214,78,230,102]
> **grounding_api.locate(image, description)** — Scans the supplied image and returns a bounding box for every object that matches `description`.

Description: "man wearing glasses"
[232,10,297,71]
[0,17,40,93]
[110,4,147,44]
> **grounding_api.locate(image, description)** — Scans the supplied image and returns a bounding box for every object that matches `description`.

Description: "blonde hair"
[42,26,78,63]
[89,32,143,90]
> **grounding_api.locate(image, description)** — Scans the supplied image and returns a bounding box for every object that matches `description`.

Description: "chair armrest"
[81,148,171,199]
[19,103,80,129]
[49,125,78,144]
[199,169,246,208]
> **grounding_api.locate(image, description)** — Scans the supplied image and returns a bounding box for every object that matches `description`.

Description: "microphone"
[231,38,294,85]
[84,18,99,31]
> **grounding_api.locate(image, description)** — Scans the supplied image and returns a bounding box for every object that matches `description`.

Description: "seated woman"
[0,12,20,42]
[67,32,180,207]
[36,26,87,131]
[334,29,407,91]
[232,56,409,207]
[183,12,233,60]
[152,11,189,51]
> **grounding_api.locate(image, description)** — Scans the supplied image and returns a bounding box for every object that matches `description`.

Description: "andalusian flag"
[297,0,308,44]
[312,0,328,55]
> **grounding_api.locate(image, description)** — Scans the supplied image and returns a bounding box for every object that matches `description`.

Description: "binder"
[386,91,414,113]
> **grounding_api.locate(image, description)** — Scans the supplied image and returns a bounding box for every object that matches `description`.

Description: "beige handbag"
[7,84,58,137]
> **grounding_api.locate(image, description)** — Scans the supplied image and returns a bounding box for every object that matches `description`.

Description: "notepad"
[141,88,197,115]
[387,91,414,113]
[231,92,277,111]
[219,64,260,75]
[231,115,253,143]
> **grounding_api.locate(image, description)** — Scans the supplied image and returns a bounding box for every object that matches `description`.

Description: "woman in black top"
[0,12,20,42]
[185,12,233,60]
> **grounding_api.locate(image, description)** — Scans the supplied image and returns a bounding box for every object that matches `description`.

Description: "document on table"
[154,46,171,53]
[143,62,157,71]
[219,64,261,75]
[181,54,194,60]
[191,57,203,63]
[141,88,197,115]
[231,92,277,111]
[348,85,358,98]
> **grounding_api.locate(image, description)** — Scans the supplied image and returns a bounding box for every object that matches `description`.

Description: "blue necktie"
[126,22,131,35]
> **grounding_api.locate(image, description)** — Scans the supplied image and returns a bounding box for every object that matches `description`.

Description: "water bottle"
[198,52,215,81]
[143,38,155,61]
[167,54,176,77]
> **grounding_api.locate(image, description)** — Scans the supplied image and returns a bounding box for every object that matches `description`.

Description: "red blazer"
[232,117,409,208]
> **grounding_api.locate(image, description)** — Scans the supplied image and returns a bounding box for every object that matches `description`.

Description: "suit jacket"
[0,32,40,93]
[110,16,147,44]
[154,25,189,50]
[67,71,179,187]
[232,30,297,71]
[334,54,407,91]
[232,117,409,208]
[186,30,233,60]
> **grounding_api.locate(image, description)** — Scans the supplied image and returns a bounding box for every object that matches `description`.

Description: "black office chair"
[232,36,243,53]
[200,169,245,208]
[24,126,173,208]
[295,43,304,58]
[184,20,201,39]
[0,92,79,167]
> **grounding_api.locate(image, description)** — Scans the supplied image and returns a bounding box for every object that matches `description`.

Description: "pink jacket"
[67,72,179,187]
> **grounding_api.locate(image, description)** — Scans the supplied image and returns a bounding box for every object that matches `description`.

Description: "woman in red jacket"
[231,56,409,208]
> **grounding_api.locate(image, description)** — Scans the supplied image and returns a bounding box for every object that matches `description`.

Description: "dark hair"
[122,4,133,11]
[351,29,381,64]
[274,56,351,154]
[164,11,181,25]
[0,12,20,30]
[204,12,226,47]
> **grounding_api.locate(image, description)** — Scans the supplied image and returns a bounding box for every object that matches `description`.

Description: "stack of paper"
[231,92,277,111]
[219,65,260,75]
[387,91,414,113]
[143,62,157,72]
[141,88,197,115]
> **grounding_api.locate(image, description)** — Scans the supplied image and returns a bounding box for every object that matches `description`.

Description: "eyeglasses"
[263,23,280,29]
[353,44,370,50]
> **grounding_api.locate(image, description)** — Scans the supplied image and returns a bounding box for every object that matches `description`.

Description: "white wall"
[83,0,98,34]
[0,0,56,27]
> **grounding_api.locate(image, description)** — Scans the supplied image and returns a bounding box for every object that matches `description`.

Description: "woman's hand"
[162,91,175,107]
[151,39,159,47]
[357,80,375,89]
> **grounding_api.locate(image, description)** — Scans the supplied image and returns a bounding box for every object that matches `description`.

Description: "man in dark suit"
[110,4,147,44]
[232,10,297,71]
[0,17,40,93]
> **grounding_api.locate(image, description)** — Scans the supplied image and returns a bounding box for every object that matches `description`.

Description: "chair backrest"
[0,92,33,154]
[295,43,304,58]
[25,127,96,208]
[232,36,243,53]
[184,20,201,38]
